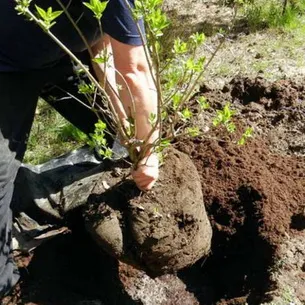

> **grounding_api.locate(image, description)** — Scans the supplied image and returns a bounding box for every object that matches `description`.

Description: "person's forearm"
[92,35,159,154]
[117,65,158,149]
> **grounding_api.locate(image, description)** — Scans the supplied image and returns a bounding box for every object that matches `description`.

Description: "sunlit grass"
[24,99,87,165]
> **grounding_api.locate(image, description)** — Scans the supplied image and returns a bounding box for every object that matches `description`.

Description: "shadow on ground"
[6,211,135,305]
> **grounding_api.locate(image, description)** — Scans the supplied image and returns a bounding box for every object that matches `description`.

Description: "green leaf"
[161,111,167,120]
[190,32,205,46]
[95,120,107,131]
[35,5,47,20]
[197,96,209,110]
[181,108,192,120]
[149,113,157,125]
[103,147,113,159]
[244,126,254,137]
[92,54,110,64]
[173,38,188,54]
[238,137,246,145]
[213,103,236,130]
[187,127,200,137]
[160,139,171,148]
[83,0,108,19]
[226,122,236,133]
[238,127,253,145]
[194,56,206,72]
[15,0,33,14]
[78,83,95,94]
[186,58,195,71]
[35,5,63,29]
[213,117,221,127]
[155,138,171,154]
[49,10,63,21]
[172,93,182,110]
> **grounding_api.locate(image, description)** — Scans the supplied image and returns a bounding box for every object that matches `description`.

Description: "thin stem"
[96,19,108,88]
[204,34,226,71]
[53,85,96,112]
[163,62,189,106]
[55,0,94,57]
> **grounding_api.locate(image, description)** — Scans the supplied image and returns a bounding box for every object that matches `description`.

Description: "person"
[0,0,159,297]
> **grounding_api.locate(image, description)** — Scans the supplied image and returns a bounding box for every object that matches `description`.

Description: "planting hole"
[290,213,305,231]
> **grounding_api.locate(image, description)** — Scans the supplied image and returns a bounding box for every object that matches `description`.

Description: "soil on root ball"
[84,147,212,276]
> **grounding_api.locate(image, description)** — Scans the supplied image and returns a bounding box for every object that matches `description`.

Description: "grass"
[240,0,305,31]
[202,7,305,88]
[24,99,88,165]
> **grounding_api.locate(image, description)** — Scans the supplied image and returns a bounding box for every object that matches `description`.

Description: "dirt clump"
[84,147,212,276]
[119,262,199,305]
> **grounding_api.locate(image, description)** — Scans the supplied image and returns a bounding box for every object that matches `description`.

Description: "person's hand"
[131,153,159,191]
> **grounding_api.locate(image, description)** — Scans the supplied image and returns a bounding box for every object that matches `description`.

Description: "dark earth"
[2,77,305,305]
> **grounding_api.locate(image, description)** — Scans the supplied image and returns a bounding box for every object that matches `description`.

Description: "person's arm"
[91,35,128,127]
[92,34,159,191]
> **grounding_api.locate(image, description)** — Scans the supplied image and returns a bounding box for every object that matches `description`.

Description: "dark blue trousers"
[0,56,101,297]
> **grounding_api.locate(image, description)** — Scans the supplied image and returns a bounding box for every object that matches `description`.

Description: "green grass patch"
[24,99,88,165]
[239,0,305,31]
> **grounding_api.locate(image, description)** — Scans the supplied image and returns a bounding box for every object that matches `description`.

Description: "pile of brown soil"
[177,135,305,304]
[175,76,305,304]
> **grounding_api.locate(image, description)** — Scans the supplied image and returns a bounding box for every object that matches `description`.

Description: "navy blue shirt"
[0,0,144,71]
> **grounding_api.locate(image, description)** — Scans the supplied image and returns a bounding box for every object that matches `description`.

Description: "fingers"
[132,172,158,190]
[131,154,159,191]
[132,166,158,190]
